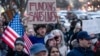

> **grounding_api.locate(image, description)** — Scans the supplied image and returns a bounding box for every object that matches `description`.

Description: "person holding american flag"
[6,38,29,56]
[2,12,33,55]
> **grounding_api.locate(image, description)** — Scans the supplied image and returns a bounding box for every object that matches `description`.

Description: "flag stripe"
[3,32,15,43]
[3,38,14,48]
[2,34,14,48]
[4,30,16,41]
[24,48,28,54]
[6,27,18,38]
[24,36,32,48]
[24,44,29,53]
[23,33,33,53]
[7,26,20,37]
[25,43,30,53]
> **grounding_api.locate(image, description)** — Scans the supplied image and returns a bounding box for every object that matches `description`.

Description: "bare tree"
[56,0,69,8]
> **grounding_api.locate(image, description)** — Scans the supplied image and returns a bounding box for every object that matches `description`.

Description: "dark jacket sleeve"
[24,53,29,56]
[67,49,81,56]
[6,51,14,56]
[67,52,76,56]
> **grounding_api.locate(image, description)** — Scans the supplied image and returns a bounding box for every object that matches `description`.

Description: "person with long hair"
[50,29,67,56]
[48,47,61,56]
[44,33,57,49]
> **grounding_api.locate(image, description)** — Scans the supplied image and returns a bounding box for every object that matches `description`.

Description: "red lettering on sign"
[29,2,55,11]
[46,2,55,11]
[45,12,57,22]
[30,2,36,11]
[28,1,57,23]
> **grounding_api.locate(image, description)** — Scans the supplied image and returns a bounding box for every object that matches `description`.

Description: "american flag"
[2,13,32,54]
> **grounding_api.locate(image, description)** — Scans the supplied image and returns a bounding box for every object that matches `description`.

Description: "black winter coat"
[67,47,95,56]
[6,51,29,56]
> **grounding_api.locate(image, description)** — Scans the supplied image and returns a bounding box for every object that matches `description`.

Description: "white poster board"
[94,19,100,30]
[27,0,57,24]
[82,20,100,34]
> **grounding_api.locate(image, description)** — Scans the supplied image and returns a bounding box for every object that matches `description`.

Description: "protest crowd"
[0,10,100,56]
[0,0,100,56]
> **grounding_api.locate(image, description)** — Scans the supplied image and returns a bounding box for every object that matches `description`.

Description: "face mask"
[91,38,98,44]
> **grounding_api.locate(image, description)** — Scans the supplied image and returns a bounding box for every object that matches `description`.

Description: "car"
[87,12,99,16]
[90,15,100,20]
[87,12,100,19]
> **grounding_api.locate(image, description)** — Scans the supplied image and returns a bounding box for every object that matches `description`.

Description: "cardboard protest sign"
[27,0,57,24]
[82,20,100,34]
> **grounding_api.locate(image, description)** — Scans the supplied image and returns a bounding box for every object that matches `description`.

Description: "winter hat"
[50,29,63,37]
[30,43,47,54]
[44,33,55,44]
[77,31,91,40]
[15,38,24,46]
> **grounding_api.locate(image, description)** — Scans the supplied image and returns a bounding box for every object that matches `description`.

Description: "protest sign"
[94,19,100,30]
[27,0,57,24]
[82,20,100,34]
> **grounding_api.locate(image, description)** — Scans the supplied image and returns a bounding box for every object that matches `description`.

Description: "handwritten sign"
[27,0,57,24]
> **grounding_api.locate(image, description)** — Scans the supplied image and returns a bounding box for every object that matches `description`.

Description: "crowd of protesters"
[0,12,100,56]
